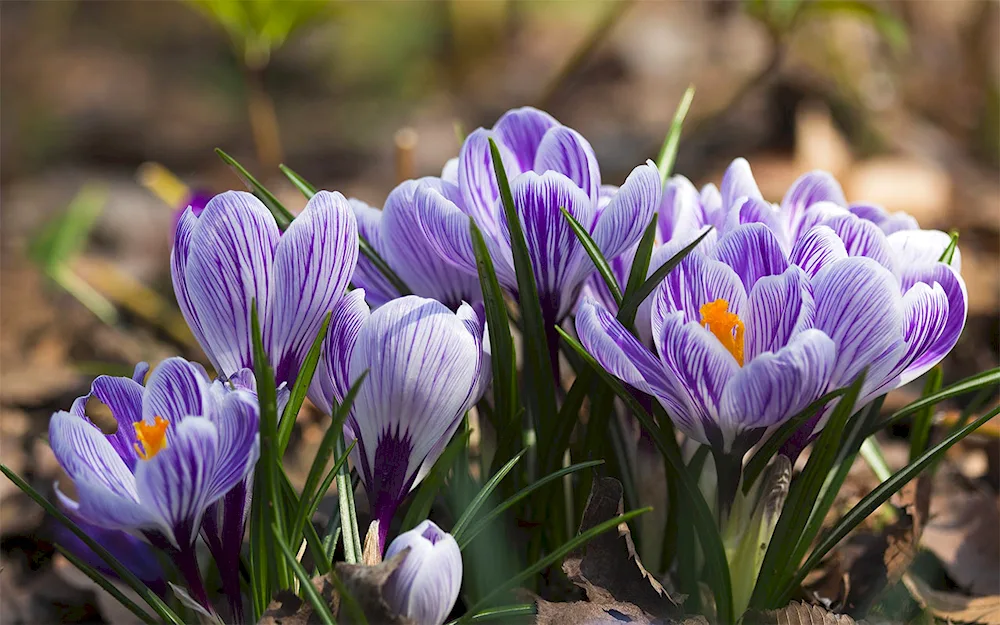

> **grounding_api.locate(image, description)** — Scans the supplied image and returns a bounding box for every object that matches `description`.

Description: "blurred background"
[1,1,998,622]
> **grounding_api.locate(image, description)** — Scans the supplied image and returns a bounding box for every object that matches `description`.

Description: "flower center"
[699,299,744,366]
[134,416,170,460]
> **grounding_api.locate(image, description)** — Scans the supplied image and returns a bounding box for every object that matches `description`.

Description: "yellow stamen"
[700,299,745,366]
[134,416,170,460]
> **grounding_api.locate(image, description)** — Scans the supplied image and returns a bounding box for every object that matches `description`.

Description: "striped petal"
[269,190,358,386]
[384,520,463,625]
[713,223,789,293]
[782,170,847,237]
[533,126,601,205]
[823,213,896,273]
[744,265,815,360]
[183,191,279,378]
[651,251,747,328]
[458,128,521,227]
[720,158,763,211]
[849,203,918,236]
[660,174,707,242]
[142,357,210,426]
[888,229,962,272]
[790,225,848,278]
[494,107,558,171]
[69,372,145,470]
[894,263,967,386]
[350,198,400,308]
[205,391,259,502]
[309,288,371,415]
[591,161,661,263]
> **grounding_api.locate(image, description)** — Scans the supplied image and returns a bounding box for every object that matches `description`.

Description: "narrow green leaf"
[337,437,362,564]
[292,438,355,549]
[447,604,535,624]
[742,387,849,492]
[938,230,959,265]
[278,312,332,454]
[273,527,337,625]
[910,366,943,462]
[459,460,604,550]
[621,213,658,307]
[216,148,294,229]
[655,85,696,184]
[54,545,158,624]
[402,430,473,532]
[452,449,528,542]
[459,508,651,621]
[281,163,413,296]
[867,367,1000,436]
[556,328,734,623]
[469,218,519,464]
[617,227,712,328]
[751,371,867,609]
[783,403,1000,602]
[0,466,184,625]
[561,207,622,306]
[488,137,558,439]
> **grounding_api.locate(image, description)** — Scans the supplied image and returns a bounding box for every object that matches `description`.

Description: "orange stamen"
[699,299,745,366]
[134,416,170,460]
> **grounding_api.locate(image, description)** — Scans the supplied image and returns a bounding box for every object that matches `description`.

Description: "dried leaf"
[923,487,1000,595]
[744,601,860,625]
[903,574,1000,625]
[335,551,417,625]
[534,596,683,625]
[259,576,339,625]
[563,477,680,617]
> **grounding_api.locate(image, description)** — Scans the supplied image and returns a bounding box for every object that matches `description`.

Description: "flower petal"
[782,170,847,237]
[269,190,358,386]
[383,179,483,308]
[142,357,210,425]
[888,229,962,272]
[493,106,558,171]
[350,198,400,308]
[591,161,661,263]
[720,329,835,451]
[69,374,145,470]
[660,175,706,242]
[309,288,371,415]
[744,265,815,360]
[134,417,221,548]
[184,191,279,377]
[723,197,789,249]
[205,391,260,502]
[713,223,789,293]
[849,203,918,236]
[384,520,463,625]
[894,263,966,386]
[458,128,521,227]
[533,126,601,205]
[651,251,747,329]
[824,213,896,273]
[790,224,848,278]
[720,158,763,210]
[172,207,210,354]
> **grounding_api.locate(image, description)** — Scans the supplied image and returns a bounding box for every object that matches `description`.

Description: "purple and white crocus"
[308,294,488,553]
[48,357,259,610]
[383,520,463,625]
[413,107,661,325]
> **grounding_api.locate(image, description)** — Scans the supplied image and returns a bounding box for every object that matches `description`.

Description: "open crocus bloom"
[308,294,489,552]
[348,178,482,309]
[48,357,259,607]
[414,106,661,323]
[578,221,966,459]
[172,189,358,387]
[383,520,463,625]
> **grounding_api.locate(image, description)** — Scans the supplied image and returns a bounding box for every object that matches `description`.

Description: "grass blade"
[938,230,959,264]
[561,207,622,306]
[216,148,294,229]
[556,328,734,623]
[278,312,331,454]
[451,449,528,543]
[458,460,604,550]
[867,367,1000,436]
[402,430,472,532]
[620,213,658,309]
[782,403,1000,603]
[488,137,558,444]
[655,85,696,183]
[459,508,651,620]
[273,527,337,625]
[448,604,535,624]
[910,366,943,462]
[617,227,712,328]
[0,465,183,625]
[279,163,318,197]
[337,437,362,564]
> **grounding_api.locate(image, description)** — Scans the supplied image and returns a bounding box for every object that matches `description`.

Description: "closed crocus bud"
[383,521,462,625]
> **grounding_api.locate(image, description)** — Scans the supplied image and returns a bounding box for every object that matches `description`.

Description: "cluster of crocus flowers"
[48,358,259,611]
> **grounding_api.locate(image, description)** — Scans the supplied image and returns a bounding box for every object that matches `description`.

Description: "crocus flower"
[414,107,661,324]
[348,177,481,309]
[48,358,260,609]
[308,294,488,552]
[172,189,359,387]
[383,520,462,625]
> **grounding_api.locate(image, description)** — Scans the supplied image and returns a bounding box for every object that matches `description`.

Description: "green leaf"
[617,227,712,328]
[0,465,184,625]
[290,427,356,550]
[750,371,867,609]
[561,207,622,306]
[273,526,337,625]
[621,213,658,309]
[278,312,331,454]
[401,430,472,532]
[938,230,959,265]
[782,402,1000,602]
[556,328,734,623]
[742,387,849,492]
[655,85,696,184]
[451,449,528,543]
[447,604,535,624]
[54,545,158,624]
[280,163,413,296]
[867,367,1000,436]
[29,184,107,271]
[469,218,519,465]
[458,507,652,621]
[216,148,294,229]
[488,137,559,441]
[337,437,363,564]
[458,460,604,550]
[910,366,943,462]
